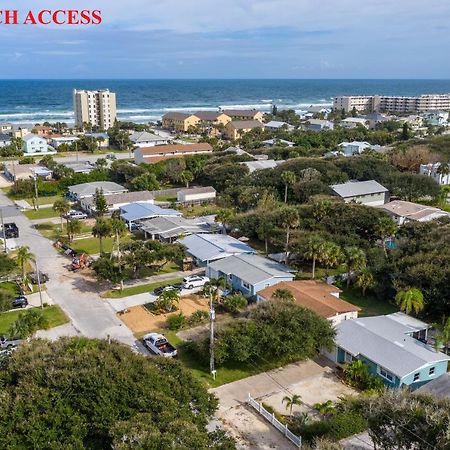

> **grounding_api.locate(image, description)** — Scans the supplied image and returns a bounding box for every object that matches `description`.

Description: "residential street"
[0,189,143,352]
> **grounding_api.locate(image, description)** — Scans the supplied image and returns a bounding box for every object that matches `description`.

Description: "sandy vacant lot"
[118,294,209,333]
[212,358,356,449]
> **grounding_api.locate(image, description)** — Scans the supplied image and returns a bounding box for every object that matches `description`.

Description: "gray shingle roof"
[141,216,207,239]
[180,233,254,262]
[331,180,388,198]
[229,120,263,129]
[120,202,181,222]
[208,254,294,285]
[336,315,450,379]
[130,131,167,143]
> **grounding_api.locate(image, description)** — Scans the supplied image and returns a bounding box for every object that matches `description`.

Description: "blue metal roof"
[120,202,181,222]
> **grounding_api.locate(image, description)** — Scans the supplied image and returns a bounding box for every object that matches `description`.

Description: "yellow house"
[162,112,200,132]
[194,111,231,127]
[222,109,264,122]
[224,120,264,140]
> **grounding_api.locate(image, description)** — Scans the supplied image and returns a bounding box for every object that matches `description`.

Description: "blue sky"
[1,0,450,78]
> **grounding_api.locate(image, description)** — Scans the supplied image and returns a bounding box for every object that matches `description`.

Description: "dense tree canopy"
[0,338,235,449]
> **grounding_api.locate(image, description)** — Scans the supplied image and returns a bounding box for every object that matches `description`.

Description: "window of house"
[379,367,394,382]
[429,367,435,376]
[413,372,420,382]
[241,281,250,289]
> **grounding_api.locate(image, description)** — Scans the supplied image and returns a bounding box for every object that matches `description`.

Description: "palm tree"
[434,318,450,354]
[314,400,335,418]
[92,218,112,254]
[280,207,300,262]
[110,216,127,289]
[343,247,366,287]
[179,170,194,188]
[395,288,424,316]
[303,234,325,279]
[355,269,375,296]
[53,199,71,232]
[155,289,180,313]
[16,246,34,282]
[215,209,235,234]
[67,219,82,242]
[203,277,228,303]
[281,171,296,203]
[282,394,302,416]
[343,360,368,385]
[320,241,342,273]
[271,288,294,302]
[375,216,397,255]
[257,219,274,255]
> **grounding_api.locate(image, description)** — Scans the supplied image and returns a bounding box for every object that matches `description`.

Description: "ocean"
[1,79,450,125]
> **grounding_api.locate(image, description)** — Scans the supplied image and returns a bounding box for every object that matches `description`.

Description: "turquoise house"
[326,312,450,389]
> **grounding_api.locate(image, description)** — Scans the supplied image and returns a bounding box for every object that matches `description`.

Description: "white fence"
[247,393,302,448]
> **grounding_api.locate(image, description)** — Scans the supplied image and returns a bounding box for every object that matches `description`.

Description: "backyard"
[0,305,69,335]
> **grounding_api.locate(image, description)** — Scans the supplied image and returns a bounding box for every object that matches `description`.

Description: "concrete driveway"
[0,191,143,352]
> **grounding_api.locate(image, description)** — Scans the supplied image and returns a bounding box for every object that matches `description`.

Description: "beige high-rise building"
[73,89,117,130]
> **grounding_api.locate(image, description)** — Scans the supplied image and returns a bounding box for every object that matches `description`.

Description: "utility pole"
[34,259,43,309]
[209,288,216,380]
[0,208,7,253]
[30,175,39,210]
[75,141,79,162]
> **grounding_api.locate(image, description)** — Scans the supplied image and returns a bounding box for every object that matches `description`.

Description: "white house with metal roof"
[130,131,170,147]
[330,180,389,206]
[206,253,295,297]
[177,186,216,205]
[67,182,128,200]
[325,313,450,389]
[179,233,255,266]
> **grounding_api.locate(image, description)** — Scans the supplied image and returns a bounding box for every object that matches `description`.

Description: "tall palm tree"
[395,288,424,316]
[375,216,397,255]
[92,218,112,255]
[203,277,228,303]
[281,171,296,203]
[257,219,274,255]
[215,209,235,234]
[53,199,71,233]
[179,170,194,188]
[155,289,180,313]
[110,216,127,289]
[280,207,300,262]
[282,394,302,416]
[355,269,375,296]
[67,219,82,242]
[303,234,325,279]
[343,247,366,287]
[320,241,342,272]
[16,246,34,282]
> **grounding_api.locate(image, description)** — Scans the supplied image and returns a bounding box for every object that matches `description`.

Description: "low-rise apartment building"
[224,120,264,140]
[134,143,213,164]
[161,112,200,132]
[221,109,264,122]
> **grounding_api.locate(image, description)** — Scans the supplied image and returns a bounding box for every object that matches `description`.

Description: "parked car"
[142,333,177,357]
[64,210,88,220]
[153,285,182,296]
[2,222,19,239]
[182,275,209,289]
[12,296,28,309]
[106,153,117,160]
[29,271,49,284]
[0,336,22,349]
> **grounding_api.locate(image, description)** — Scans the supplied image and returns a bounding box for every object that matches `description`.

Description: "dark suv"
[3,223,19,239]
[12,296,28,309]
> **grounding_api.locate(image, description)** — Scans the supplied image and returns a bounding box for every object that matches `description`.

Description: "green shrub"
[220,293,248,313]
[327,411,367,440]
[300,420,332,442]
[187,310,209,326]
[167,313,186,331]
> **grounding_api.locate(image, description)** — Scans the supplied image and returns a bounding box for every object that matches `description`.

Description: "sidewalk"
[121,267,205,288]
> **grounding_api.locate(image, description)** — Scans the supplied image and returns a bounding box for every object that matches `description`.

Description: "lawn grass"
[104,277,183,299]
[3,189,63,207]
[24,208,59,220]
[34,221,92,240]
[339,284,398,317]
[179,203,221,218]
[70,236,116,255]
[0,282,20,297]
[0,305,69,336]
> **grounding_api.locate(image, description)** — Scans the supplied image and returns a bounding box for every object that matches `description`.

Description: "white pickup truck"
[142,333,177,357]
[0,336,21,349]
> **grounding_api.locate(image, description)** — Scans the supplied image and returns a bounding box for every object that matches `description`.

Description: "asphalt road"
[0,190,145,352]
